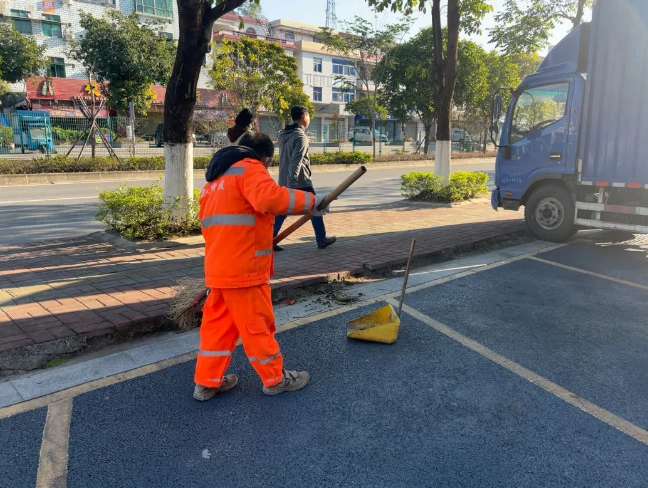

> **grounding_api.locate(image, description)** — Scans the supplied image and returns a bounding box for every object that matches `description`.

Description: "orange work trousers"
[194,284,284,388]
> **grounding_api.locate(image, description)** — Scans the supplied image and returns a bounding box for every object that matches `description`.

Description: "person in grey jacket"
[273,106,336,251]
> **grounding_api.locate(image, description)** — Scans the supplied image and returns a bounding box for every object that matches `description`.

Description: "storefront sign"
[42,1,56,13]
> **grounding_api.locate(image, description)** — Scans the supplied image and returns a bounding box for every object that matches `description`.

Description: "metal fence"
[0,112,492,159]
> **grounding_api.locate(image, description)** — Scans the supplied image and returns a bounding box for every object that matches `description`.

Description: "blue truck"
[491,0,648,241]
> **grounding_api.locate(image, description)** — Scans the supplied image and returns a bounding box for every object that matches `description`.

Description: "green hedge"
[401,170,489,203]
[0,152,372,175]
[96,183,201,240]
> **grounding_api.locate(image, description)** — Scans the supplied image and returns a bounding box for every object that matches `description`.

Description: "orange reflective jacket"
[200,157,314,288]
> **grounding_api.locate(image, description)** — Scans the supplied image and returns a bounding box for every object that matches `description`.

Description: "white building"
[0,0,211,88]
[268,19,356,142]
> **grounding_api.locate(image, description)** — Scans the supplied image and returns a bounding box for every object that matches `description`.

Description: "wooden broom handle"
[273,165,368,245]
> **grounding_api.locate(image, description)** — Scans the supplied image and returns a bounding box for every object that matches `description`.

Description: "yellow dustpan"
[347,239,416,344]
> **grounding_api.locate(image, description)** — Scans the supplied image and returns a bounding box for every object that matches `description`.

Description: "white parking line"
[528,256,648,292]
[394,302,648,447]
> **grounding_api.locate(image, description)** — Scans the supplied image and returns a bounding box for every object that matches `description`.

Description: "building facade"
[0,0,211,88]
[268,19,356,142]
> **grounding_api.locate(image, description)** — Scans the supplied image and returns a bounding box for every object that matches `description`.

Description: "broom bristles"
[169,277,208,331]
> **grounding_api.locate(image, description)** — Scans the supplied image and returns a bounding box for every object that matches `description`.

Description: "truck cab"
[492,0,648,242]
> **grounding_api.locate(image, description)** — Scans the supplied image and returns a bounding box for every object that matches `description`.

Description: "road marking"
[36,398,73,488]
[404,242,567,295]
[393,302,648,447]
[528,256,648,292]
[0,241,563,419]
[0,196,99,205]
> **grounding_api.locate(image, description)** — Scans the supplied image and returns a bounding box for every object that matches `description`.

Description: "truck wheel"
[525,185,576,242]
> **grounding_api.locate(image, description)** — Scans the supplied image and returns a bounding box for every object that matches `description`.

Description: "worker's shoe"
[262,370,310,396]
[317,236,337,250]
[273,244,284,252]
[193,374,239,401]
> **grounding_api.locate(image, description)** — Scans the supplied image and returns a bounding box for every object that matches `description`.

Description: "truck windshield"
[510,83,569,143]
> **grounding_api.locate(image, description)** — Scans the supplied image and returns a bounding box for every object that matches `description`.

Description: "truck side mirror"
[489,94,503,146]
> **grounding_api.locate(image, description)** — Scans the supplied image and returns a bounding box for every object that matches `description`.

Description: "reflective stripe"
[201,214,255,228]
[264,375,283,385]
[248,351,282,364]
[287,189,296,214]
[198,349,233,357]
[255,248,273,257]
[206,377,223,383]
[223,166,246,176]
[304,192,313,213]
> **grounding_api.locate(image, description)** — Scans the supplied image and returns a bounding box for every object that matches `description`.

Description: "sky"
[260,0,591,54]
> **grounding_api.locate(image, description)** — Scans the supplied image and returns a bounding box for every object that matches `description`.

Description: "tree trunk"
[573,0,587,29]
[434,105,451,180]
[432,0,460,183]
[163,0,246,220]
[423,123,432,155]
[371,90,377,160]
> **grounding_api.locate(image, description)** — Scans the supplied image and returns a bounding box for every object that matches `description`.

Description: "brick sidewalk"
[0,200,524,359]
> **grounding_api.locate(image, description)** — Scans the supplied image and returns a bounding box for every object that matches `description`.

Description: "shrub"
[51,127,84,143]
[96,183,201,240]
[267,151,371,167]
[0,152,373,175]
[0,126,13,146]
[401,170,489,203]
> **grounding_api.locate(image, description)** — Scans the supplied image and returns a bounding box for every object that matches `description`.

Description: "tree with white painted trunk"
[163,0,251,219]
[367,0,491,182]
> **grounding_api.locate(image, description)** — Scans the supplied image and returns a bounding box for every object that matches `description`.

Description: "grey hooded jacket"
[278,123,313,189]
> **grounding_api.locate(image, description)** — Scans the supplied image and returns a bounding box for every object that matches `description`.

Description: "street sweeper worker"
[193,131,330,401]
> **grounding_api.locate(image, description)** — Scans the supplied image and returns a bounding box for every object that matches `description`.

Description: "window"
[48,57,66,78]
[11,10,32,35]
[159,32,173,41]
[42,14,62,38]
[510,83,569,144]
[332,87,355,103]
[313,87,322,102]
[135,0,173,19]
[245,27,257,37]
[313,57,322,73]
[332,58,355,76]
[312,37,320,43]
[284,32,295,40]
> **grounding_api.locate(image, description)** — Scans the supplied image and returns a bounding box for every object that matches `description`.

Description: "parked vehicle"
[348,127,388,143]
[155,123,196,147]
[491,0,648,242]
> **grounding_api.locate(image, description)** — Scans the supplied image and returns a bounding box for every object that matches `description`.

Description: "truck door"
[499,81,572,200]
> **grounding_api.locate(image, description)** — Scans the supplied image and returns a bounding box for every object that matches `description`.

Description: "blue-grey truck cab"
[491,0,648,242]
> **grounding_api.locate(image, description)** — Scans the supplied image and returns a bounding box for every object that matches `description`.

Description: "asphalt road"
[0,160,494,245]
[2,232,648,487]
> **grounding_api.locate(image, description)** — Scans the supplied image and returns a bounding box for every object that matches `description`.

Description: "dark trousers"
[273,186,326,245]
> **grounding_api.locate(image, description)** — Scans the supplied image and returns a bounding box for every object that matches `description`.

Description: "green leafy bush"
[96,183,201,240]
[51,127,84,143]
[0,126,13,145]
[0,152,370,174]
[401,170,489,203]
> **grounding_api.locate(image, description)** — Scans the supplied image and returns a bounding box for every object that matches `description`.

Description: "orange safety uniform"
[195,147,315,387]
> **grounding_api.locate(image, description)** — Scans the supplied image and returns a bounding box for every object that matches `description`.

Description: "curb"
[0,227,528,376]
[0,157,496,186]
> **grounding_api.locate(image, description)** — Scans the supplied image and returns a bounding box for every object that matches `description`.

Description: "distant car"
[348,127,388,143]
[155,123,196,147]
